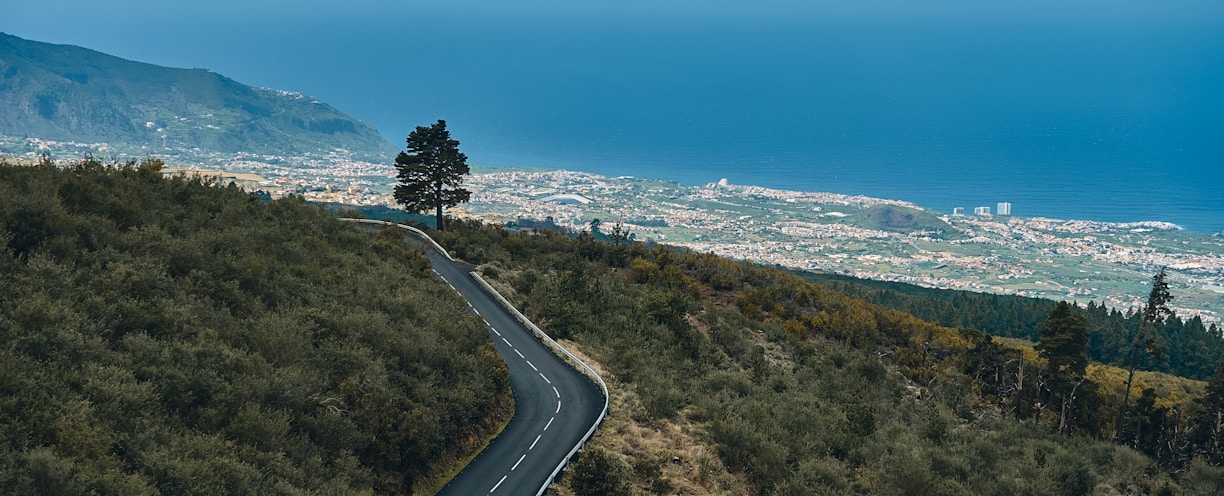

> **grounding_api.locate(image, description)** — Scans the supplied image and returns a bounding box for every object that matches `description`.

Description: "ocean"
[6,6,1224,232]
[307,17,1224,233]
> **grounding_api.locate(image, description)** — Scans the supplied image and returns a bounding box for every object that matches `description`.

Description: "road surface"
[343,220,606,495]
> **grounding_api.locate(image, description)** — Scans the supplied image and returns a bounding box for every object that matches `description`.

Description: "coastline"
[474,165,1199,235]
[459,167,1224,324]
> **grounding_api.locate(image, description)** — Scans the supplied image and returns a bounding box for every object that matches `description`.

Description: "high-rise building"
[952,207,965,216]
[997,202,1012,216]
[974,206,991,216]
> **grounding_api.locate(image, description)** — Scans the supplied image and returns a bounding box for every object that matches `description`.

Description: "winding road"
[341,219,607,496]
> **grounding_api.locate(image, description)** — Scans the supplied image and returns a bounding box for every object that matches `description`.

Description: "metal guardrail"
[470,272,610,496]
[339,218,610,496]
[338,218,454,261]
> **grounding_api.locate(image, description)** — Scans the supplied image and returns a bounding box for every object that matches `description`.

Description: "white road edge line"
[490,475,507,493]
[511,454,526,471]
[529,435,541,450]
[544,417,554,431]
[341,219,613,496]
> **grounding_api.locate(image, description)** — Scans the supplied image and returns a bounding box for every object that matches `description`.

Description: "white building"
[974,206,991,216]
[997,202,1012,216]
[952,207,965,216]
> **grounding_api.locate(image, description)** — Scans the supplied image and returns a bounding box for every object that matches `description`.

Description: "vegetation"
[1036,302,1092,435]
[0,159,510,494]
[845,204,961,238]
[430,220,1224,495]
[392,120,471,232]
[1118,267,1175,440]
[803,272,1224,382]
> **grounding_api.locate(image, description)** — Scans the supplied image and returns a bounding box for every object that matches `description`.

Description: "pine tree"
[1036,301,1091,434]
[392,120,471,231]
[1192,360,1224,465]
[1117,268,1174,443]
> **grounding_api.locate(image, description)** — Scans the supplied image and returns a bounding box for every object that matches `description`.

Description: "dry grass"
[550,340,750,496]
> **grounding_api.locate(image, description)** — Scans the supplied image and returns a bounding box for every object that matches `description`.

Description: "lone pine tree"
[393,120,471,231]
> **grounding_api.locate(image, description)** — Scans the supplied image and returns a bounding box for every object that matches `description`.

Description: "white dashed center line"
[511,454,526,471]
[490,475,507,493]
[514,349,524,359]
[539,373,550,384]
[530,435,541,450]
[526,360,537,371]
[544,417,554,431]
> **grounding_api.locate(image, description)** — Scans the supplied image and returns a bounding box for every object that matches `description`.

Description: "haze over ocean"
[4,1,1223,232]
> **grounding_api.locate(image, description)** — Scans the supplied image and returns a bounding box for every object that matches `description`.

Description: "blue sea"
[6,4,1224,232]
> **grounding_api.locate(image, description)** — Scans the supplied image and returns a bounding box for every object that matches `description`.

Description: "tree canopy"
[1038,301,1091,381]
[392,119,471,231]
[1036,301,1093,434]
[1119,268,1176,442]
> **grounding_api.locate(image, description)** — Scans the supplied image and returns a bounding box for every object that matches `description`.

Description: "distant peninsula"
[0,32,395,162]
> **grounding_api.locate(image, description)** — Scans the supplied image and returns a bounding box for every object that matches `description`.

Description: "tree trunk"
[1116,335,1144,442]
[1059,398,1068,434]
[435,184,444,231]
[1213,410,1223,463]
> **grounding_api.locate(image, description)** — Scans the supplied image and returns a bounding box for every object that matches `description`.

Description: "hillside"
[845,204,961,238]
[424,220,1224,495]
[0,159,509,494]
[0,32,395,161]
[802,272,1224,381]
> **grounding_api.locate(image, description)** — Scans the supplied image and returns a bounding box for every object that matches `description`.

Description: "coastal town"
[4,135,1222,323]
[455,169,1224,323]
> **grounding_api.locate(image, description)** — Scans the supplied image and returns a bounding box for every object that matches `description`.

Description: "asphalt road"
[344,220,606,495]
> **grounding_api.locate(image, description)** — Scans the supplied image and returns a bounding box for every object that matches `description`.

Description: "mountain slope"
[0,160,509,494]
[0,32,395,161]
[433,220,1224,495]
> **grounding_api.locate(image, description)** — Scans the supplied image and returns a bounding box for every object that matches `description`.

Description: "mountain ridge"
[0,32,395,161]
